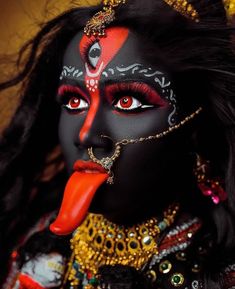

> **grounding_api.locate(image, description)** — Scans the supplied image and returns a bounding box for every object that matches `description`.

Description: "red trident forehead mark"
[78,27,129,142]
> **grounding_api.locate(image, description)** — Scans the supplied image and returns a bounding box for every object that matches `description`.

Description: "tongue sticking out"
[50,169,108,235]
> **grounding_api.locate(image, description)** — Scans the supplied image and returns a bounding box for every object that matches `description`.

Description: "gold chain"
[116,107,202,146]
[88,107,202,184]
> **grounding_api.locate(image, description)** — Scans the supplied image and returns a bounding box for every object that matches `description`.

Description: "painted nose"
[75,110,113,151]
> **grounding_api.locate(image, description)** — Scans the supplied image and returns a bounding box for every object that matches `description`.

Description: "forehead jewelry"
[84,0,235,37]
[84,0,126,36]
[88,107,202,184]
[84,0,199,37]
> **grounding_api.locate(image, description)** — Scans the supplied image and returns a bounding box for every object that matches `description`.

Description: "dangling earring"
[194,154,227,204]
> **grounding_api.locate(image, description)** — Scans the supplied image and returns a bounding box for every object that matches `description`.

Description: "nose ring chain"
[88,107,202,184]
[88,143,121,184]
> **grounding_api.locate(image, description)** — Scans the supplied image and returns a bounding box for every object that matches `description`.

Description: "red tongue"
[50,171,108,235]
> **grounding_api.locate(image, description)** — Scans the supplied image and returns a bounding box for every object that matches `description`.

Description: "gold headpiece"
[164,0,199,21]
[84,0,126,36]
[84,0,199,36]
[84,0,235,37]
[224,0,235,18]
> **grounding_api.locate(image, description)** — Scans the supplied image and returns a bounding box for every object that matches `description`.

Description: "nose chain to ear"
[88,107,202,184]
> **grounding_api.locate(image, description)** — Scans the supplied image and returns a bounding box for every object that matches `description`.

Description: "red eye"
[65,97,88,111]
[69,97,80,108]
[114,96,149,111]
[119,96,133,108]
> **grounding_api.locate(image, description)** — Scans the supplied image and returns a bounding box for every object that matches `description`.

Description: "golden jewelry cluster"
[103,0,126,8]
[88,144,121,184]
[84,0,199,36]
[84,0,126,36]
[163,0,199,22]
[84,0,235,37]
[67,204,179,284]
[224,0,235,17]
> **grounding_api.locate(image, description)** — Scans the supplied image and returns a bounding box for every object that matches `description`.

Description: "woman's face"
[57,27,190,224]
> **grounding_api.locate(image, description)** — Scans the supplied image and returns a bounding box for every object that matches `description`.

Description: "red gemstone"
[87,271,93,279]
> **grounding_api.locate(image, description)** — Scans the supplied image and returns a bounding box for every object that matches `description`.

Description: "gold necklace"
[66,204,179,287]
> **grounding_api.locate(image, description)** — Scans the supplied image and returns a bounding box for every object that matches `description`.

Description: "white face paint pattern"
[102,63,177,125]
[21,253,65,288]
[59,63,177,125]
[59,65,83,80]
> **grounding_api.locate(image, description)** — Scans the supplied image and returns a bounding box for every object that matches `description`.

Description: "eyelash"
[81,38,96,66]
[106,82,166,113]
[57,86,89,113]
[57,82,167,114]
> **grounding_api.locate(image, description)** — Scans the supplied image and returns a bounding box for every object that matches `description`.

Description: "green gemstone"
[89,277,98,285]
[76,271,83,279]
[159,221,167,230]
[173,275,181,283]
[170,273,184,287]
[159,260,172,274]
[161,263,168,270]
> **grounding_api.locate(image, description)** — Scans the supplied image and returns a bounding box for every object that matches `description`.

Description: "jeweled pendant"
[84,9,115,37]
[100,157,113,170]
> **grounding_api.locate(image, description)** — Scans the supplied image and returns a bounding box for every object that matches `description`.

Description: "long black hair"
[0,0,234,287]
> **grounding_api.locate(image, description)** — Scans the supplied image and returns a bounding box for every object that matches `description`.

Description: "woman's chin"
[88,201,157,226]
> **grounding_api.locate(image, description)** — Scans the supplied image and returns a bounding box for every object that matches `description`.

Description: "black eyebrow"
[99,77,167,92]
[59,77,84,87]
[56,80,87,103]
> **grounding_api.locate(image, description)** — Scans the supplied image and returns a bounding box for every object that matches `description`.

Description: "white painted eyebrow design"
[101,64,171,89]
[59,66,83,80]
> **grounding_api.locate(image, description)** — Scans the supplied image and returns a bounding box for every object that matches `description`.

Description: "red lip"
[73,160,107,174]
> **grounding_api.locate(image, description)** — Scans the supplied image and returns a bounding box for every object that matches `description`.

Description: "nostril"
[101,135,114,152]
[75,133,114,152]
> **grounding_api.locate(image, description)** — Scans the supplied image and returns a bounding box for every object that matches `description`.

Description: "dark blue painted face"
[57,27,191,224]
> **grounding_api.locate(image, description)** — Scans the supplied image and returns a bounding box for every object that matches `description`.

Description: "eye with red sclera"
[57,85,89,113]
[114,95,153,111]
[65,97,88,111]
[106,82,167,113]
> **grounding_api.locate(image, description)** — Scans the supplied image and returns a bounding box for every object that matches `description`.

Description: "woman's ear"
[189,110,228,177]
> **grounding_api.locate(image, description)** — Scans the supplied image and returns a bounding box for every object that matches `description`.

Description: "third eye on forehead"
[88,42,101,68]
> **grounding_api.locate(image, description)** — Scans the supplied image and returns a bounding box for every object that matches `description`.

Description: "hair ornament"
[84,0,200,37]
[84,0,126,36]
[84,0,235,37]
[163,0,199,22]
[224,0,235,18]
